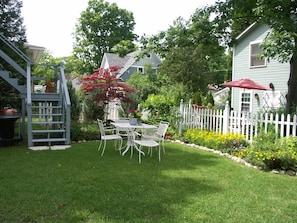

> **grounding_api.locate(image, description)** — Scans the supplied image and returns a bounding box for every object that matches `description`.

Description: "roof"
[103,53,131,68]
[24,43,45,63]
[100,51,162,81]
[235,22,258,41]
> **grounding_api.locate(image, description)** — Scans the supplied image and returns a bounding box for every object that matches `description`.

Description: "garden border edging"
[173,140,258,169]
[172,140,297,176]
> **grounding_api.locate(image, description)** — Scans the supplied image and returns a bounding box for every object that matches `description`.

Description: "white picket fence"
[179,100,297,142]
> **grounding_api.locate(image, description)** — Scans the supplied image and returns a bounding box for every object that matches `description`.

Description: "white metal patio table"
[111,121,157,158]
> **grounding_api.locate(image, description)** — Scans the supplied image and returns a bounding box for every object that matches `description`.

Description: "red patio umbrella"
[220,78,269,90]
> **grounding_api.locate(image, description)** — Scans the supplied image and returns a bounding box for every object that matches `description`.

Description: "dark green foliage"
[192,92,202,105]
[82,100,104,122]
[0,0,27,111]
[159,46,212,94]
[0,82,21,111]
[126,63,159,103]
[208,0,258,47]
[70,122,99,141]
[254,0,297,114]
[0,0,26,44]
[140,9,228,96]
[204,92,214,107]
[67,81,81,121]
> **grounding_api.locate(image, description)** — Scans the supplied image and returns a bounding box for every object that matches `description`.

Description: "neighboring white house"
[100,51,161,82]
[231,23,288,114]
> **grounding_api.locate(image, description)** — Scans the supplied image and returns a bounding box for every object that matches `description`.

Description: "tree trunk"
[286,53,297,114]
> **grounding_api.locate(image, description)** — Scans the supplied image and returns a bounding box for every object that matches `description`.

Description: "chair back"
[97,119,106,136]
[156,121,169,139]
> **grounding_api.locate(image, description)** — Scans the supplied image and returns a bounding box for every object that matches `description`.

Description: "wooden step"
[32,129,65,133]
[31,105,62,109]
[31,113,62,117]
[32,121,64,125]
[32,138,67,143]
[31,93,60,101]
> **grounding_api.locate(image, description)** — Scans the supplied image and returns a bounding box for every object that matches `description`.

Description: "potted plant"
[45,80,55,93]
[128,109,142,125]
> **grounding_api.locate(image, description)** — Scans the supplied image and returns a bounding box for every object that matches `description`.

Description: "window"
[137,67,144,74]
[240,92,251,113]
[250,42,266,67]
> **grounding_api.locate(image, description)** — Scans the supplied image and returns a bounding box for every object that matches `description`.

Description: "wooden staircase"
[30,94,66,145]
[0,34,71,147]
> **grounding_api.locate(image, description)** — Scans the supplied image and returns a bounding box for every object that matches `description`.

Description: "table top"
[111,122,157,129]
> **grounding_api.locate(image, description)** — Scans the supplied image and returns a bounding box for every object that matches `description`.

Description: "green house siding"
[232,24,289,113]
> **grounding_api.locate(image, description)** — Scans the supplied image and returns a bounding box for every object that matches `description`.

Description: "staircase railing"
[0,33,71,146]
[59,63,71,144]
[0,33,31,63]
[27,62,71,146]
[0,33,31,140]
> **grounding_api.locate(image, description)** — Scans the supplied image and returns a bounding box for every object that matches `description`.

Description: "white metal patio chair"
[133,138,160,163]
[97,119,123,156]
[141,121,169,155]
[113,119,129,139]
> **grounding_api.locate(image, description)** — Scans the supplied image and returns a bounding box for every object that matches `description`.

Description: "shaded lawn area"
[0,141,297,223]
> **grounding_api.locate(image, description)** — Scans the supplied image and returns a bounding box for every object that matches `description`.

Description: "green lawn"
[0,141,297,223]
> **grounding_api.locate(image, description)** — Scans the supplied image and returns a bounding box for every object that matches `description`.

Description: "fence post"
[223,101,230,134]
[179,99,184,135]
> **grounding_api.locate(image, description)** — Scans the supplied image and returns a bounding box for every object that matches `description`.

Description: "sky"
[21,0,216,57]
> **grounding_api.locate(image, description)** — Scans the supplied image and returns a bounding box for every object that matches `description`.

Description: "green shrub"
[142,94,175,122]
[251,130,277,151]
[67,81,81,121]
[234,135,297,170]
[71,122,99,141]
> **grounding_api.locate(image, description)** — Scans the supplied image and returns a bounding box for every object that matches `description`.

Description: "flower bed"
[184,128,248,152]
[184,128,297,173]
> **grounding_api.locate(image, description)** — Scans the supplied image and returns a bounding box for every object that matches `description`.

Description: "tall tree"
[254,0,297,114]
[209,0,297,114]
[141,9,227,94]
[80,66,136,120]
[73,0,137,74]
[0,0,27,109]
[0,0,26,44]
[208,0,258,47]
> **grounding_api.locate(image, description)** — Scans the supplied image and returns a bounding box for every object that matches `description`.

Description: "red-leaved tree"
[81,66,136,120]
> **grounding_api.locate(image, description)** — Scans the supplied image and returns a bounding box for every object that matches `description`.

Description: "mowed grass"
[0,141,297,223]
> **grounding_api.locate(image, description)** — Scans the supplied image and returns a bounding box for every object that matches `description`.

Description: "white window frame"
[249,41,266,68]
[239,91,252,113]
[137,66,144,74]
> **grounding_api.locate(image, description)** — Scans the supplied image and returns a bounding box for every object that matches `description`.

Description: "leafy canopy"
[0,0,26,109]
[0,0,26,44]
[73,0,137,74]
[254,0,297,63]
[208,0,297,113]
[126,63,160,103]
[141,9,228,95]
